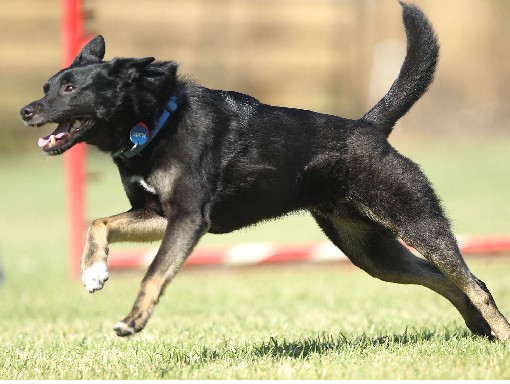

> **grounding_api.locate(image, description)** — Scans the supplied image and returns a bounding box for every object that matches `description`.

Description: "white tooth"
[73,120,82,128]
[50,135,57,146]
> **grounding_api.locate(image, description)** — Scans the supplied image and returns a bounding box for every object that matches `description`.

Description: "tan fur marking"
[81,210,167,272]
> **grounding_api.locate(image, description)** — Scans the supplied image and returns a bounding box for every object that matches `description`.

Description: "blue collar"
[115,95,178,159]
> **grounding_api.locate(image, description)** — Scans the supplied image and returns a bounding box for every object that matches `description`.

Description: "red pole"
[62,0,87,278]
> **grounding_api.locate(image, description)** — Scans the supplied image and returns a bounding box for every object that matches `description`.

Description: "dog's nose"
[20,104,35,120]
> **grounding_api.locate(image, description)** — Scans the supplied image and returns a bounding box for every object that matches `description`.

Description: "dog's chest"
[125,175,157,195]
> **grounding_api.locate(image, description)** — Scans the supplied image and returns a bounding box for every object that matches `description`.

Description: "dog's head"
[21,35,177,155]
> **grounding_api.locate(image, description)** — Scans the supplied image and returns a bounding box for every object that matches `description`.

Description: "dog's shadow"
[249,328,478,359]
[169,328,485,366]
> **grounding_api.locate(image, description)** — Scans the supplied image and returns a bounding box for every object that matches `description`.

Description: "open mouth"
[36,119,94,155]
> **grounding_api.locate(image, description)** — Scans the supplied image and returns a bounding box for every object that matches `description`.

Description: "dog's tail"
[361,2,439,136]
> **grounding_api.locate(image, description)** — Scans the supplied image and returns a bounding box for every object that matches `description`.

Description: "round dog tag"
[130,123,150,146]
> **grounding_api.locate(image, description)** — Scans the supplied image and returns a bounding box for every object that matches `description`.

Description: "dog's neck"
[114,94,178,160]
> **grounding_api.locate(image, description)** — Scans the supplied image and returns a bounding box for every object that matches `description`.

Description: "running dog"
[21,2,510,339]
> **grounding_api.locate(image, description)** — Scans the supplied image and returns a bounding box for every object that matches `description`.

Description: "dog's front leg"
[81,209,167,292]
[114,212,208,336]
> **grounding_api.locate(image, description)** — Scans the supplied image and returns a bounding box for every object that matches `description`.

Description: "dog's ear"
[72,35,106,66]
[107,57,156,85]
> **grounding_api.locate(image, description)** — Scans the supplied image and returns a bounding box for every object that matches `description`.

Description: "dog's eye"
[63,84,77,93]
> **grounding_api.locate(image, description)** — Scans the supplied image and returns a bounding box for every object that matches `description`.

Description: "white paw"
[81,262,109,293]
[114,321,135,337]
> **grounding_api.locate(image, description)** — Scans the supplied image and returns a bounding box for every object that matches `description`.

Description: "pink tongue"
[38,132,67,148]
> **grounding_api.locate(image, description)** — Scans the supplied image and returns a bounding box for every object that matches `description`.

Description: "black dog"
[21,3,510,339]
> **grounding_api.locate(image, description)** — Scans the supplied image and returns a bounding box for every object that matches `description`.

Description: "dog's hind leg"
[81,209,167,292]
[334,145,510,339]
[312,208,494,337]
[396,217,510,340]
[113,209,208,336]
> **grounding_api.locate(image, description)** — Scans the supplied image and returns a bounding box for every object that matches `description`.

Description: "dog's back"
[202,3,439,231]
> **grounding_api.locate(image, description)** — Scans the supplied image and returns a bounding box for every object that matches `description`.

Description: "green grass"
[1,138,510,379]
[2,264,510,379]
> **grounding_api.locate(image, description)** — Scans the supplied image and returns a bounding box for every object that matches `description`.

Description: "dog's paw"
[114,311,151,337]
[114,321,135,337]
[81,262,109,293]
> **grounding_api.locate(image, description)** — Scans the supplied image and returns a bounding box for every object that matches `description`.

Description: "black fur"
[20,3,510,339]
[363,2,439,134]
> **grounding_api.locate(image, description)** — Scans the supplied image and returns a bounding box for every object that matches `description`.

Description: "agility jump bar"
[107,235,510,270]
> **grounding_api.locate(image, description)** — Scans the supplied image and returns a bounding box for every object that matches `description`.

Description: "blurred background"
[3,0,510,149]
[0,0,510,278]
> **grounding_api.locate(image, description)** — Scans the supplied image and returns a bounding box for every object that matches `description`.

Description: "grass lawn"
[2,261,510,379]
[0,137,510,379]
